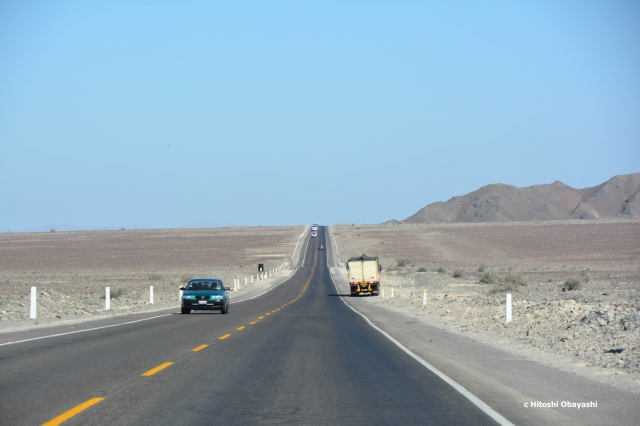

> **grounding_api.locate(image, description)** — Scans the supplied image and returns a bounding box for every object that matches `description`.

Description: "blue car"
[180,279,230,314]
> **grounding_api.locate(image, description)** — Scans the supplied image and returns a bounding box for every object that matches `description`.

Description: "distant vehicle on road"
[180,279,229,314]
[346,254,381,296]
[311,231,317,237]
[318,245,324,250]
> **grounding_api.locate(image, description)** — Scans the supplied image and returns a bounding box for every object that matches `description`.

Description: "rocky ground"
[0,226,304,331]
[331,220,640,384]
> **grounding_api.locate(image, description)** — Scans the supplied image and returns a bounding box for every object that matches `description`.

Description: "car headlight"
[183,295,196,300]
[209,295,223,300]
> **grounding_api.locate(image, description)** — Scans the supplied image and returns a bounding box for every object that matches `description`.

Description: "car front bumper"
[182,301,225,310]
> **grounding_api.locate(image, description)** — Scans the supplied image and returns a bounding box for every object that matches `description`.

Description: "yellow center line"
[191,344,209,352]
[142,362,174,377]
[266,313,270,316]
[42,250,318,426]
[42,398,104,426]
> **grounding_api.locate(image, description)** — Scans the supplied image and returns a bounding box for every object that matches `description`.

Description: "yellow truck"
[346,254,381,296]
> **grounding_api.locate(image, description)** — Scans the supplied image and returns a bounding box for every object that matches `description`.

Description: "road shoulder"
[329,266,640,426]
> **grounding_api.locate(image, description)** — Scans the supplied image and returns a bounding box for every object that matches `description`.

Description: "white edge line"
[327,225,340,266]
[1,313,173,346]
[2,270,302,346]
[291,225,309,263]
[233,224,311,303]
[2,269,301,347]
[231,267,300,304]
[325,235,515,426]
[299,230,310,267]
[3,228,312,347]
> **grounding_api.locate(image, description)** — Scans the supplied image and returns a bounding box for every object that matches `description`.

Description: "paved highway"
[0,227,499,425]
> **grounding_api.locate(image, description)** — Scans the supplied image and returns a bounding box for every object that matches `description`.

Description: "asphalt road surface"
[0,227,499,425]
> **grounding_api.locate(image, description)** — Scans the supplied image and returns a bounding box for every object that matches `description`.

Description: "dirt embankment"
[332,221,640,382]
[0,226,304,329]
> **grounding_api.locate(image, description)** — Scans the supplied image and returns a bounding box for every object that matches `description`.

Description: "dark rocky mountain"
[402,173,640,224]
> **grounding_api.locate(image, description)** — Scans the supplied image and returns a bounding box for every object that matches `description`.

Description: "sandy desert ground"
[331,219,640,384]
[0,226,304,330]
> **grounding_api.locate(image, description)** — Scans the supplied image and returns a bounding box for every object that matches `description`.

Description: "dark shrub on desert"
[563,278,582,291]
[479,271,499,284]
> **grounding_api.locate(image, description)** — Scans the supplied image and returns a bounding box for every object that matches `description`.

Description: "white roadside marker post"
[381,287,385,298]
[106,287,110,310]
[245,276,247,286]
[251,275,254,283]
[150,286,154,304]
[506,293,512,323]
[391,287,394,298]
[423,290,427,306]
[30,286,37,319]
[179,287,183,301]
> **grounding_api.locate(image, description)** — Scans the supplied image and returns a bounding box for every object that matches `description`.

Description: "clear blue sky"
[1,1,639,231]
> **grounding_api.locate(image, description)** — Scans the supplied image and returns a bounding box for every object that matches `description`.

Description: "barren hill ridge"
[403,173,640,224]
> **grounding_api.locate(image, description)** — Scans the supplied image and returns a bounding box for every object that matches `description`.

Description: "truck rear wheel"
[350,292,358,297]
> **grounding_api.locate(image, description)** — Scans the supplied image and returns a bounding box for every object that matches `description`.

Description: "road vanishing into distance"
[1,227,499,425]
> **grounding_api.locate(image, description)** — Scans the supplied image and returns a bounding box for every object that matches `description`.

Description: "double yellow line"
[42,249,318,425]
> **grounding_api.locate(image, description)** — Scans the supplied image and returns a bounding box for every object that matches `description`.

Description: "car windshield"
[186,281,222,290]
